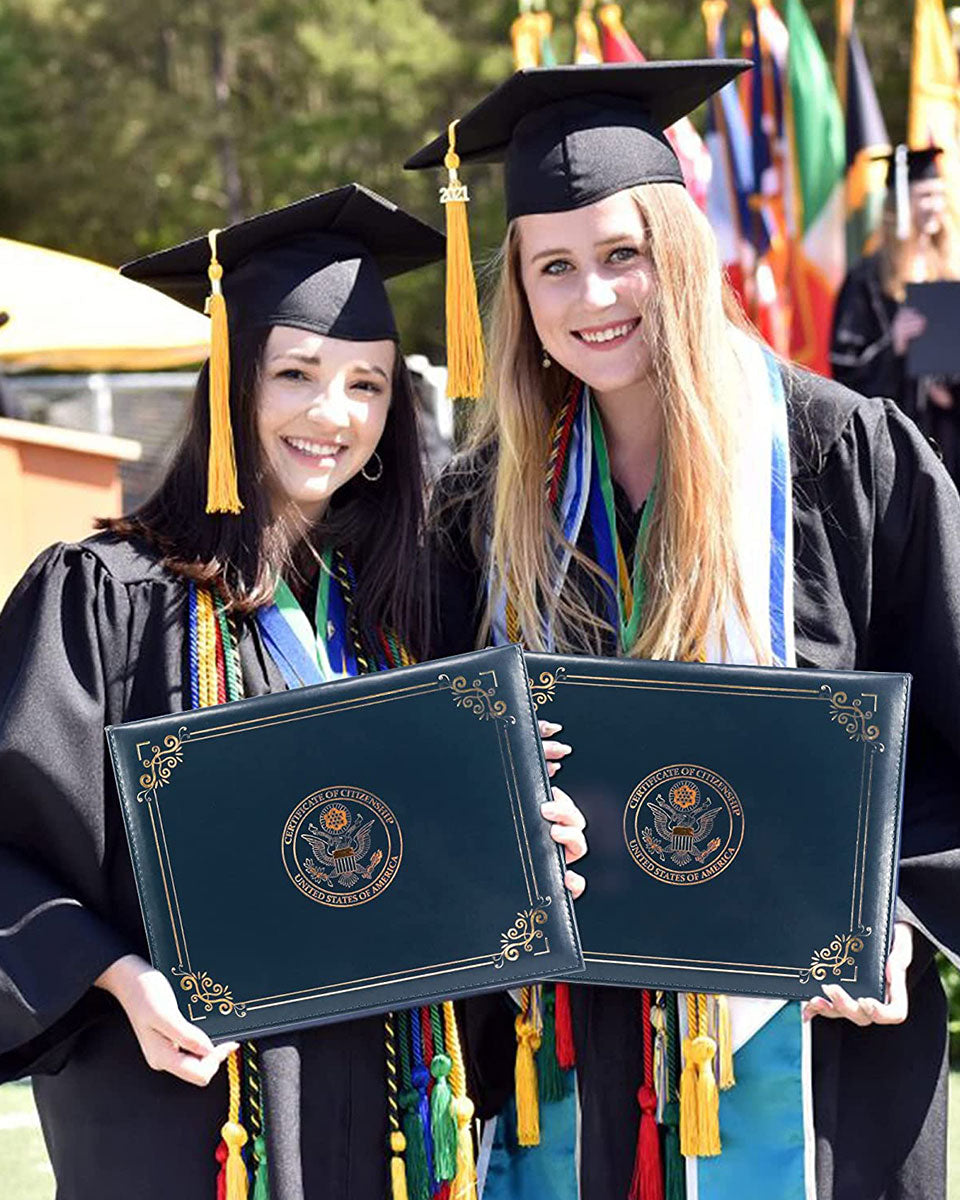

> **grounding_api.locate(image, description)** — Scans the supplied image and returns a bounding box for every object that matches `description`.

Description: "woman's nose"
[306,387,350,428]
[581,270,618,310]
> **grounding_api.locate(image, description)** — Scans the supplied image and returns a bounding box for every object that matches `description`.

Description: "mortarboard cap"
[121,184,445,513]
[874,145,943,190]
[404,61,751,220]
[403,62,748,403]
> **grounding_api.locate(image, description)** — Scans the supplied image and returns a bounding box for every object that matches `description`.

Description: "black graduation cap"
[404,61,751,219]
[121,183,445,343]
[874,145,943,190]
[120,184,444,514]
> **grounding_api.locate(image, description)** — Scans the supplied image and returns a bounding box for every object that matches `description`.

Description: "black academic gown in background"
[0,536,390,1200]
[830,254,960,485]
[430,370,960,1200]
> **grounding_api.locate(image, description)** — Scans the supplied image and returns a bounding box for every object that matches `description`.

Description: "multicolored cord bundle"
[189,576,476,1200]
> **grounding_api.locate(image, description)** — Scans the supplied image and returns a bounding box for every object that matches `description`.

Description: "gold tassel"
[443,1001,478,1200]
[204,229,242,514]
[390,1130,410,1200]
[514,989,542,1147]
[679,995,722,1157]
[221,1049,249,1199]
[691,1034,721,1156]
[440,122,485,401]
[679,1031,700,1157]
[716,994,736,1090]
[452,1097,478,1200]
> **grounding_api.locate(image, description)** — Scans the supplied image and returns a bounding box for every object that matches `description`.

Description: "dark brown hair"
[101,324,429,655]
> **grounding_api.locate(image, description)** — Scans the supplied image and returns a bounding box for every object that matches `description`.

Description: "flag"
[743,0,792,354]
[784,0,846,375]
[908,0,960,229]
[511,2,557,70]
[574,1,602,64]
[595,3,713,211]
[836,0,890,263]
[702,0,762,308]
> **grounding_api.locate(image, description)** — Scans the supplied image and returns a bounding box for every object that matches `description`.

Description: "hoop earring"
[541,345,552,369]
[361,451,383,482]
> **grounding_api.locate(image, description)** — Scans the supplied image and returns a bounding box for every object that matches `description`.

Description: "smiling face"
[257,325,394,522]
[517,190,656,400]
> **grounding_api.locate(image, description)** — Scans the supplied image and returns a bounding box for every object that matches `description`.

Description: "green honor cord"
[272,546,335,680]
[589,400,657,653]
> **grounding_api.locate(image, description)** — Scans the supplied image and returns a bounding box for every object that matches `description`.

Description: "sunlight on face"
[910,178,946,240]
[257,325,394,522]
[517,190,656,400]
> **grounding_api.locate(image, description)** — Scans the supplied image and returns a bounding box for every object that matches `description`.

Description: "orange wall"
[0,418,140,603]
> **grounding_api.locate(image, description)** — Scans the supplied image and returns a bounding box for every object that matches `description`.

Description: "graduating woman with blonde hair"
[409,61,960,1200]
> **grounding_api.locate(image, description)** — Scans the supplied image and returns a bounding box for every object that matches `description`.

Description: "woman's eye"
[351,378,384,395]
[276,367,308,382]
[608,245,639,264]
[542,259,572,276]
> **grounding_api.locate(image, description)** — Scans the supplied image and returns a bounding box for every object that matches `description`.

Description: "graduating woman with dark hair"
[408,62,960,1200]
[0,184,586,1200]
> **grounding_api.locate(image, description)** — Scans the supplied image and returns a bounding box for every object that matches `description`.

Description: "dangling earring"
[361,451,383,482]
[541,345,552,369]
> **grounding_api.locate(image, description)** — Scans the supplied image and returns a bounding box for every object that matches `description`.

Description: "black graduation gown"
[429,370,960,1200]
[830,254,960,485]
[0,535,390,1200]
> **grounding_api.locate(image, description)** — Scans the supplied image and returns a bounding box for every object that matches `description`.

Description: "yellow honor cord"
[221,1050,250,1200]
[441,121,485,401]
[205,228,243,515]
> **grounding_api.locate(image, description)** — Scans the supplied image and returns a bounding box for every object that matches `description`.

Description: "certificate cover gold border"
[125,667,557,1024]
[532,668,894,988]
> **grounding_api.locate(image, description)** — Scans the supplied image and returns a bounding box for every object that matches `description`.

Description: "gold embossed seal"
[623,763,745,887]
[281,785,402,907]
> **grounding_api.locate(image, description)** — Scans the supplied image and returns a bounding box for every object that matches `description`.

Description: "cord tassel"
[220,1051,249,1200]
[630,1085,664,1200]
[514,989,542,1147]
[390,1130,410,1200]
[716,995,735,1090]
[442,1002,477,1200]
[538,987,567,1102]
[440,121,484,401]
[430,1052,457,1181]
[553,982,576,1069]
[204,229,242,514]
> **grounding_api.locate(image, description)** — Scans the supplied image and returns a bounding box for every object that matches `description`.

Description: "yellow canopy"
[0,236,210,371]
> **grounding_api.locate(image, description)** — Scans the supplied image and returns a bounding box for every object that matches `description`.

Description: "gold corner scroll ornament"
[173,967,247,1019]
[821,687,885,752]
[492,897,552,968]
[136,727,189,803]
[437,670,516,724]
[528,667,567,709]
[798,926,872,985]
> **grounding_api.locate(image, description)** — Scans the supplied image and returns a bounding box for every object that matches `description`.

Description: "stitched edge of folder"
[507,643,582,961]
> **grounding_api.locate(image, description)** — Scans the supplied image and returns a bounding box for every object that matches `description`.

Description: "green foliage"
[0,0,916,354]
[941,955,960,1065]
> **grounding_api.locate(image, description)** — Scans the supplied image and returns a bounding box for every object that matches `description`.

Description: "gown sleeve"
[829,263,904,400]
[0,544,136,1079]
[838,400,960,964]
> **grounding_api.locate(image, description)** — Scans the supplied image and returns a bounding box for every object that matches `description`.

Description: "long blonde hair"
[465,182,765,662]
[879,190,960,302]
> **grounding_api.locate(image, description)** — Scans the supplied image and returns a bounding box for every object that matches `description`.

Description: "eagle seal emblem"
[282,785,402,906]
[623,764,744,886]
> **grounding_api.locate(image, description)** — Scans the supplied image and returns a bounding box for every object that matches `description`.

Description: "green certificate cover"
[106,645,583,1041]
[525,654,910,1000]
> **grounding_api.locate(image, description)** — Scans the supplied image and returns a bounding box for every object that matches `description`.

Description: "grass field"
[1,1073,959,1197]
